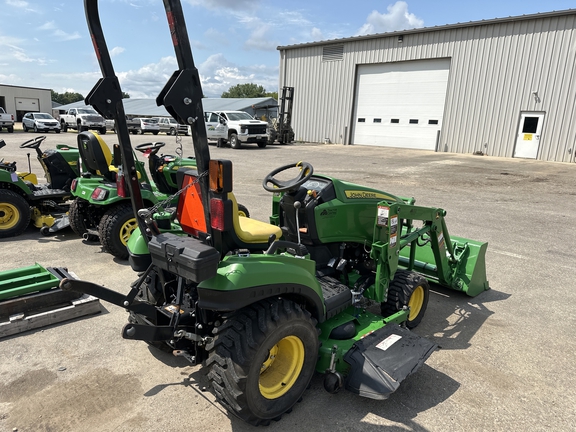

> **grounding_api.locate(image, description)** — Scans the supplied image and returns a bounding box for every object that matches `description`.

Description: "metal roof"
[56,97,277,117]
[277,8,576,50]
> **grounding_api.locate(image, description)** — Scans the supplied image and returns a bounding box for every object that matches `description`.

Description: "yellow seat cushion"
[229,193,282,244]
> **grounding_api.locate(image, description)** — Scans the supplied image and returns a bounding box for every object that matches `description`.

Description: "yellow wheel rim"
[259,335,305,400]
[238,210,248,218]
[0,203,20,230]
[119,217,138,246]
[408,286,425,321]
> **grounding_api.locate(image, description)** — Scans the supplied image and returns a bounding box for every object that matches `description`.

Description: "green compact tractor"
[62,0,489,426]
[0,136,79,237]
[69,132,198,259]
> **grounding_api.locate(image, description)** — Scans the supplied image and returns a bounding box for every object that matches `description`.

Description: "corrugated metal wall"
[279,13,576,162]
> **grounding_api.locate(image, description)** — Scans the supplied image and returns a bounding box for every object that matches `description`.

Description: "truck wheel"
[381,270,430,329]
[99,127,106,135]
[257,140,267,148]
[23,123,28,132]
[99,202,137,259]
[0,190,31,238]
[229,133,241,149]
[7,126,14,133]
[62,122,68,132]
[207,298,319,426]
[34,125,39,133]
[169,127,176,136]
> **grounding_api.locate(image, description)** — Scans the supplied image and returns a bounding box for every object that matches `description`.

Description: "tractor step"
[0,266,101,338]
[318,275,352,319]
[343,323,437,399]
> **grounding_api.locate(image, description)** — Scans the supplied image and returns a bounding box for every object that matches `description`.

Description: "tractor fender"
[197,255,326,322]
[0,178,34,197]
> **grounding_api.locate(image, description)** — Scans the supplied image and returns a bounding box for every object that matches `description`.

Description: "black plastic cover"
[344,323,437,400]
[148,233,219,282]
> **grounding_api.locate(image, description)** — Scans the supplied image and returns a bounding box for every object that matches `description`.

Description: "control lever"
[294,201,302,244]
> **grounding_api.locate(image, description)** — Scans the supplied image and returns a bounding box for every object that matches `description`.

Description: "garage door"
[352,59,450,150]
[15,97,39,112]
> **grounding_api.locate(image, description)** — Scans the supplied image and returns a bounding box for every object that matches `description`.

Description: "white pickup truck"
[0,107,14,133]
[205,111,268,149]
[59,107,106,134]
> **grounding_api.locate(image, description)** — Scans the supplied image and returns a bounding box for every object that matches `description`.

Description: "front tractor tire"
[207,298,319,426]
[381,270,430,329]
[0,190,31,238]
[99,203,137,260]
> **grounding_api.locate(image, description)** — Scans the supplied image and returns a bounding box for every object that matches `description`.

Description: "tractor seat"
[229,193,281,244]
[77,132,116,182]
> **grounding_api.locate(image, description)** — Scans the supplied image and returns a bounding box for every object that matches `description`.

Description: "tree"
[266,91,278,100]
[221,83,268,98]
[122,92,130,99]
[51,90,84,105]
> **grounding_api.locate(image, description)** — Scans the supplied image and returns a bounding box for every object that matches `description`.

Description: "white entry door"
[514,112,545,159]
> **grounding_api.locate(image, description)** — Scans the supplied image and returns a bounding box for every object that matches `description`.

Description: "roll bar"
[83,0,212,240]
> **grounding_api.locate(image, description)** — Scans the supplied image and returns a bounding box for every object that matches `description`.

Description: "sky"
[0,0,574,98]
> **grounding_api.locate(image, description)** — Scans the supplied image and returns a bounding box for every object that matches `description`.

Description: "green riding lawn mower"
[68,132,238,259]
[0,136,79,237]
[60,0,490,426]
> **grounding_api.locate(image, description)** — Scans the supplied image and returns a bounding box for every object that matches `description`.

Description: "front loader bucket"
[399,234,489,297]
[0,264,62,301]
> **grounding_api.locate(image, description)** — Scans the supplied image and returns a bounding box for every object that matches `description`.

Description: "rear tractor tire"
[0,189,31,238]
[381,270,430,329]
[207,298,319,426]
[99,203,137,260]
[69,198,98,241]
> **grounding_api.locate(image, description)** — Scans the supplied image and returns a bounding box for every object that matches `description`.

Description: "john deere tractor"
[62,0,489,426]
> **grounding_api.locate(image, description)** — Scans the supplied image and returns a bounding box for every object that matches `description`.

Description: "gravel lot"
[1,129,575,431]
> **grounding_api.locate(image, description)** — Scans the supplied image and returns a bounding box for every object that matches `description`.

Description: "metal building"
[0,84,52,122]
[278,9,576,162]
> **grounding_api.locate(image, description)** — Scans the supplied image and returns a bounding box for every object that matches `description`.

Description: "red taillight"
[210,198,225,231]
[71,178,77,192]
[116,174,128,198]
[91,187,108,201]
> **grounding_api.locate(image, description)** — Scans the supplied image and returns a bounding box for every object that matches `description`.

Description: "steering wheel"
[135,142,166,156]
[262,162,314,193]
[20,136,47,149]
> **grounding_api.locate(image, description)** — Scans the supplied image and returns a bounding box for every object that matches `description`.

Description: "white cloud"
[198,53,277,97]
[110,46,125,57]
[204,28,229,46]
[6,0,28,7]
[244,25,279,51]
[39,21,82,41]
[357,1,424,35]
[184,0,258,11]
[311,27,323,41]
[116,56,179,98]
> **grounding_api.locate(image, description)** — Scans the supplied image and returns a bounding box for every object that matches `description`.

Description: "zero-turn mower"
[62,0,490,426]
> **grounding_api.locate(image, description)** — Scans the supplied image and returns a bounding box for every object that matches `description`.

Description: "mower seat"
[229,193,281,244]
[77,132,116,182]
